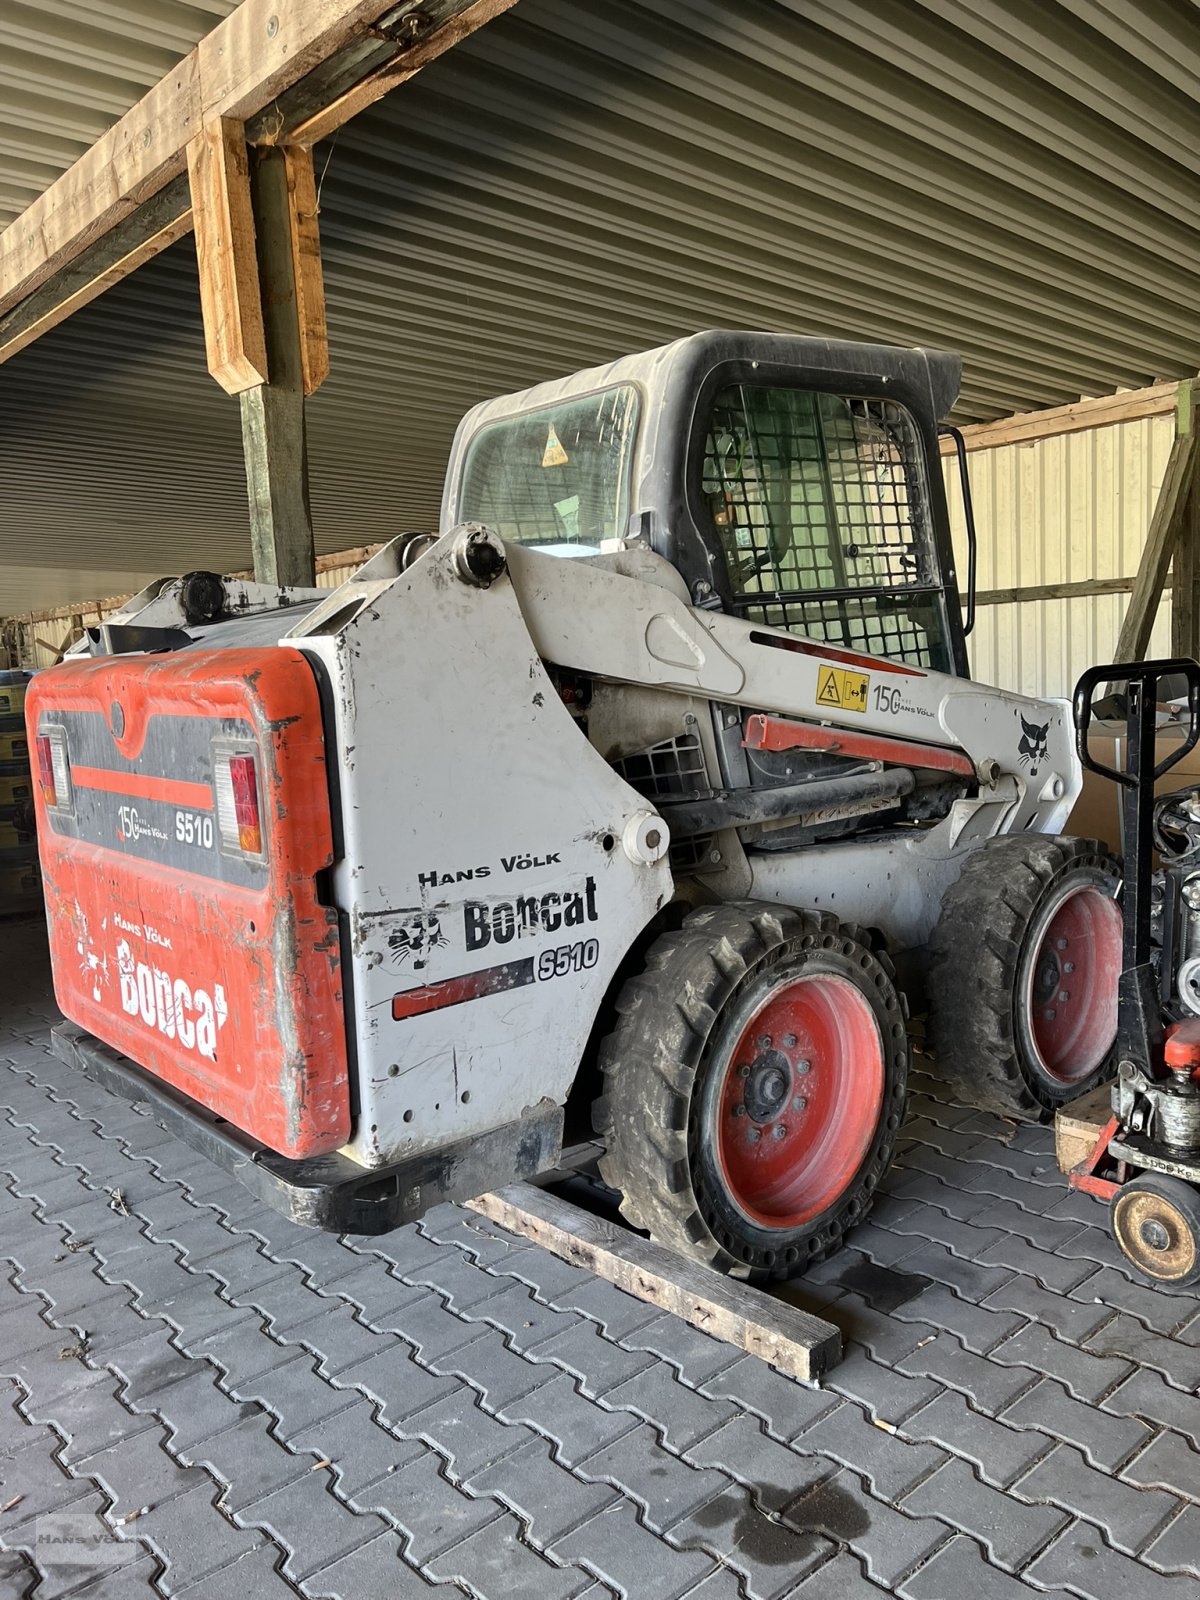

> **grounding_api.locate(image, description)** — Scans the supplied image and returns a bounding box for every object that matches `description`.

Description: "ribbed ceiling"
[2,0,1199,612]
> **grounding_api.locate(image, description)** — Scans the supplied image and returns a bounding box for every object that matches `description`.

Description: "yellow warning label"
[542,425,569,468]
[816,665,870,713]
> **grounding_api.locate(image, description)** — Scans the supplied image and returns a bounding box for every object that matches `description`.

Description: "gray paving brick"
[139,1281,262,1350]
[0,1437,95,1532]
[107,1484,270,1594]
[826,1343,943,1424]
[1102,1366,1200,1439]
[808,1291,930,1365]
[75,1424,209,1519]
[1085,1313,1200,1391]
[892,1284,1026,1356]
[496,1372,640,1466]
[548,1276,660,1340]
[228,1355,361,1436]
[684,1413,834,1508]
[286,1398,426,1498]
[1014,1442,1179,1555]
[234,1470,389,1582]
[399,1250,522,1318]
[102,1328,197,1405]
[1025,1519,1200,1598]
[115,1366,244,1458]
[1070,1267,1199,1337]
[468,1281,587,1353]
[623,1313,741,1388]
[890,1243,1017,1304]
[284,1304,393,1376]
[192,1241,294,1302]
[333,1345,461,1430]
[177,1541,308,1598]
[425,1327,556,1410]
[698,1355,839,1440]
[896,1532,1060,1598]
[666,1483,833,1598]
[468,1434,618,1545]
[794,1400,947,1501]
[835,1218,925,1268]
[409,1386,536,1478]
[967,1197,1087,1251]
[578,1420,733,1533]
[983,1275,1115,1343]
[9,1507,155,1597]
[789,1549,883,1596]
[975,1233,1102,1295]
[1143,1505,1200,1577]
[1000,1377,1153,1473]
[900,1455,1068,1570]
[551,1499,715,1600]
[901,1390,1051,1488]
[534,1316,658,1396]
[602,1362,737,1453]
[429,1513,593,1599]
[300,1529,434,1598]
[17,1367,153,1466]
[491,1244,598,1306]
[0,1388,59,1460]
[897,1330,1038,1415]
[1123,1429,1200,1501]
[344,1450,500,1562]
[990,1322,1132,1403]
[177,1411,315,1515]
[780,1466,949,1588]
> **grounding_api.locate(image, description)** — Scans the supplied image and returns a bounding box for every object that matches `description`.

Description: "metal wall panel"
[942,412,1174,698]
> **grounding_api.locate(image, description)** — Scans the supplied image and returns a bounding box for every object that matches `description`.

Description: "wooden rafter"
[0,0,518,354]
[1115,381,1197,664]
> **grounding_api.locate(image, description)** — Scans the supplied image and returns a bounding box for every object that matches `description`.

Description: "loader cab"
[445,330,969,676]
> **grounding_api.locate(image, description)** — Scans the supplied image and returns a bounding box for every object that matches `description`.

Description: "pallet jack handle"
[1072,658,1200,1071]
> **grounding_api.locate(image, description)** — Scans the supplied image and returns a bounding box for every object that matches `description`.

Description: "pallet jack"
[1069,658,1200,1285]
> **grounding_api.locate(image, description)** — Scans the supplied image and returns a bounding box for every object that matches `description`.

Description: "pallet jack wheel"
[592,902,909,1280]
[928,835,1122,1122]
[1111,1174,1200,1287]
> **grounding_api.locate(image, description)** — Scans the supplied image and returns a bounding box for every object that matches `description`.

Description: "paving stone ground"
[1,914,1199,1599]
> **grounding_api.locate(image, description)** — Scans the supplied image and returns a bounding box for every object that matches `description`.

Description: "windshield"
[457,385,640,556]
[701,384,952,670]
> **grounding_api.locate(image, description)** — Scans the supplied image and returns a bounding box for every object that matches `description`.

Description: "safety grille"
[614,732,713,874]
[702,386,950,669]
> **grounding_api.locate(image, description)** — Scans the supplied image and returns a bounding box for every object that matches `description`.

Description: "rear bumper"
[49,1022,563,1235]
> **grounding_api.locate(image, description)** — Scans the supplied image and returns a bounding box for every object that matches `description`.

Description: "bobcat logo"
[387,910,448,971]
[1017,715,1050,777]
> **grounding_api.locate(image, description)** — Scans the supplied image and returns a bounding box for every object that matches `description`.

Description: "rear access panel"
[27,647,349,1159]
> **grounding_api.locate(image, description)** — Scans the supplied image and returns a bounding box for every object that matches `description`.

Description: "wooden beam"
[239,146,317,586]
[261,0,521,150]
[0,179,193,366]
[187,120,268,395]
[282,148,329,396]
[1115,390,1197,663]
[0,0,513,326]
[975,576,1153,607]
[469,1183,842,1382]
[938,381,1180,456]
[1172,480,1200,661]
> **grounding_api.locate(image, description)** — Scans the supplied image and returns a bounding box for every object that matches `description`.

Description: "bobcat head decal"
[1017,714,1050,778]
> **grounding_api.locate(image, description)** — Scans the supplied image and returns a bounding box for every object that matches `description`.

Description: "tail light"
[36,726,72,813]
[214,748,263,857]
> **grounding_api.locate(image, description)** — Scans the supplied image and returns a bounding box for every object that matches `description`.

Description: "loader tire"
[927,835,1122,1122]
[592,902,909,1280]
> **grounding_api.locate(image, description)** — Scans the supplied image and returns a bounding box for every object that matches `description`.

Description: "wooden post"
[1172,479,1200,662]
[1115,382,1196,663]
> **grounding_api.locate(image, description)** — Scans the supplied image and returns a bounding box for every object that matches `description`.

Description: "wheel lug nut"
[796,1059,811,1074]
[792,1096,807,1111]
[748,1128,761,1143]
[1063,962,1075,974]
[733,1104,746,1117]
[1058,990,1070,1003]
[773,1123,787,1140]
[783,1033,797,1049]
[738,1064,750,1079]
[758,1035,771,1049]
[1044,1008,1056,1021]
[1056,938,1069,950]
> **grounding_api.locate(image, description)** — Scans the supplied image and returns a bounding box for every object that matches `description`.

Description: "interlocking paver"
[302,1530,433,1599]
[999,1377,1153,1472]
[896,1330,1038,1414]
[468,1436,619,1545]
[780,1467,950,1588]
[794,1400,948,1500]
[666,1483,834,1597]
[342,1451,501,1563]
[551,1499,715,1600]
[900,1390,1051,1488]
[901,1456,1068,1570]
[576,1421,733,1532]
[1025,1520,1200,1598]
[1084,1313,1200,1390]
[1142,1506,1200,1577]
[1014,1443,1179,1555]
[989,1322,1133,1403]
[896,1533,1062,1598]
[1122,1429,1200,1501]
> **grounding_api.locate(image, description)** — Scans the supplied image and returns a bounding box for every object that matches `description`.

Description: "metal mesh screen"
[702,387,950,669]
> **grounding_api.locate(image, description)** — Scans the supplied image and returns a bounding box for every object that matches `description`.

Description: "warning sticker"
[816,665,870,713]
[542,425,569,468]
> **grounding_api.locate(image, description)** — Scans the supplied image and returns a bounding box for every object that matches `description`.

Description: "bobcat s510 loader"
[27,331,1120,1278]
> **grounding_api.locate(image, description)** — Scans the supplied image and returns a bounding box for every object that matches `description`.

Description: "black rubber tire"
[592,901,909,1280]
[1110,1174,1200,1287]
[927,834,1122,1122]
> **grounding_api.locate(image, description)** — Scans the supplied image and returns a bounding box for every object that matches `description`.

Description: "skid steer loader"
[28,330,1121,1278]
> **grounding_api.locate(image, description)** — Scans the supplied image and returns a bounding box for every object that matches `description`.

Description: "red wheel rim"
[715,974,885,1230]
[1026,883,1122,1083]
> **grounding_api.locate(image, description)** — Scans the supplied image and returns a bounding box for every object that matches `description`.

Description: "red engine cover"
[27,646,349,1159]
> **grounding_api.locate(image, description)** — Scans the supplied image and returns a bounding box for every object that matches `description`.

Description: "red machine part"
[743,712,976,779]
[1165,1019,1200,1077]
[26,647,349,1160]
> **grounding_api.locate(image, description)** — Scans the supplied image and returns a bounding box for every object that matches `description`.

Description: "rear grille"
[614,732,715,874]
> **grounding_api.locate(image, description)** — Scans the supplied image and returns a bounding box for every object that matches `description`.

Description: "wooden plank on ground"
[187,119,268,395]
[1055,1081,1115,1174]
[469,1183,842,1382]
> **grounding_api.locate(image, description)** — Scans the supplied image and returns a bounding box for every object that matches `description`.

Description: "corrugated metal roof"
[2,0,1199,611]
